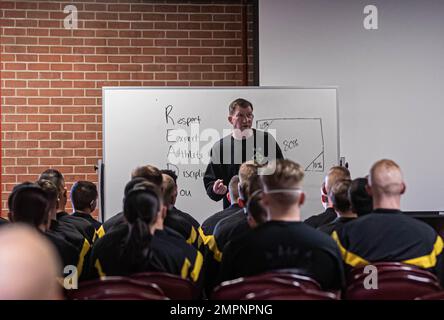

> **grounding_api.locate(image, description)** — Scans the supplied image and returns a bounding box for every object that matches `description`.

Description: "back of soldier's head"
[349,177,373,216]
[0,224,62,300]
[161,169,178,185]
[71,181,98,212]
[329,179,352,215]
[369,159,404,197]
[246,174,267,226]
[325,166,351,193]
[238,161,259,201]
[261,159,304,208]
[228,175,240,203]
[131,165,163,188]
[162,174,177,206]
[9,184,49,228]
[37,179,59,213]
[39,169,65,191]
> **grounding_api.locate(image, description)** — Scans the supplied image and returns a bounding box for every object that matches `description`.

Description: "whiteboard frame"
[102,86,341,220]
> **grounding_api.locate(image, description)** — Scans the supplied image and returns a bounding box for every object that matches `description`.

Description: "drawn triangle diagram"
[305,151,324,172]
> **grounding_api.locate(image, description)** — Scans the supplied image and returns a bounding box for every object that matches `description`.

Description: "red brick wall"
[0,0,256,217]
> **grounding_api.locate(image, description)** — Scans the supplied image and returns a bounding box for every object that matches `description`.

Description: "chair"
[85,289,168,300]
[131,272,198,300]
[67,276,165,300]
[212,272,333,300]
[415,291,444,300]
[345,262,441,300]
[251,270,322,290]
[245,288,339,300]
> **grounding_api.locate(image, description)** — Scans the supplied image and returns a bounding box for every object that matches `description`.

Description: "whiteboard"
[259,0,444,212]
[103,87,339,222]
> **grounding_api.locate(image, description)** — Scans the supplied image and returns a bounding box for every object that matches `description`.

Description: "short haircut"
[8,182,35,212]
[36,179,59,211]
[131,165,163,188]
[261,159,304,207]
[246,174,267,225]
[39,169,65,191]
[10,185,49,228]
[329,179,352,214]
[326,166,351,192]
[71,181,98,211]
[161,169,178,185]
[124,177,149,197]
[228,98,253,115]
[162,174,176,206]
[348,177,373,216]
[369,159,404,197]
[238,162,259,201]
[228,175,240,202]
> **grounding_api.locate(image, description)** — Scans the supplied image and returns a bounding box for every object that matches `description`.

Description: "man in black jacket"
[203,98,283,209]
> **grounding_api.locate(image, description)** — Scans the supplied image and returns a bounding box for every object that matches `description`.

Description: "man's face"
[228,106,254,132]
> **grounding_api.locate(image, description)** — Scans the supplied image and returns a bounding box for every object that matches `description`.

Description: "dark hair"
[124,177,149,197]
[39,169,65,191]
[71,181,98,211]
[329,179,352,213]
[9,184,49,228]
[131,165,163,188]
[36,179,59,211]
[229,98,253,115]
[8,182,35,212]
[349,177,373,216]
[120,185,162,274]
[161,169,178,185]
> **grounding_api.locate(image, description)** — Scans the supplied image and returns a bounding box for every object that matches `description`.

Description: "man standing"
[203,98,283,208]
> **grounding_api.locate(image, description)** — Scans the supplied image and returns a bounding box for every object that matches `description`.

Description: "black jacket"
[203,129,283,208]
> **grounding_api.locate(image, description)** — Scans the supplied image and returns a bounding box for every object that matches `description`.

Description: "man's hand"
[212,179,228,195]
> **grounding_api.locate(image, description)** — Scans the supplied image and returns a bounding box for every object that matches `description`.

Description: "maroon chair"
[250,271,322,290]
[212,272,334,300]
[345,262,441,300]
[85,289,168,300]
[245,288,339,300]
[67,276,165,300]
[416,291,444,300]
[131,272,198,300]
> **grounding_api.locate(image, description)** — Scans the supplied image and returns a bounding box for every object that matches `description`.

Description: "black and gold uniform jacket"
[49,219,91,278]
[332,209,444,284]
[219,220,345,291]
[165,208,203,251]
[86,223,204,285]
[57,211,96,244]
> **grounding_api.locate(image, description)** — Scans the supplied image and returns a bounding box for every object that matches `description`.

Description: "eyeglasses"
[234,113,254,120]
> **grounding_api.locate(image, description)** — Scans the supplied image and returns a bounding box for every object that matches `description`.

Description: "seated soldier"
[71,181,101,230]
[8,183,79,275]
[201,175,243,238]
[161,169,200,230]
[162,173,202,250]
[318,179,356,235]
[305,166,351,228]
[332,159,444,285]
[87,182,203,286]
[203,162,259,294]
[0,225,62,300]
[219,159,345,291]
[39,169,95,244]
[100,165,163,236]
[244,174,268,229]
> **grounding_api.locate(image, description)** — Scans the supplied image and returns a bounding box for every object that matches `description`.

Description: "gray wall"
[259,0,444,211]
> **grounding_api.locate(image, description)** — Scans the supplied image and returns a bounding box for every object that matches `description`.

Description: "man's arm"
[203,141,228,202]
[203,161,226,202]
